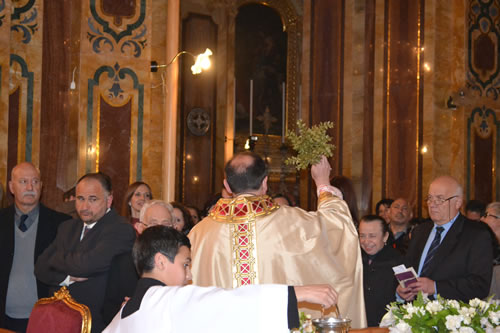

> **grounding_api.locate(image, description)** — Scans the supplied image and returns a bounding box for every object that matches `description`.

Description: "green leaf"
[285,120,335,170]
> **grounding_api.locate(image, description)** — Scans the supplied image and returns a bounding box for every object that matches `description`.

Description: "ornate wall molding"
[86,63,144,179]
[87,0,147,57]
[467,0,500,100]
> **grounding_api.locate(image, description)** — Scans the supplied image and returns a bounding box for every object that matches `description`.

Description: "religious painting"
[235,3,287,139]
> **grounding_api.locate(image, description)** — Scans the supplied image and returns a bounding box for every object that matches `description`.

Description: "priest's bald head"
[223,152,268,196]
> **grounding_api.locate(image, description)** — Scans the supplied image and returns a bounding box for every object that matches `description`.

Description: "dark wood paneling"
[179,14,217,209]
[40,0,80,210]
[361,0,376,214]
[308,0,345,210]
[383,0,424,210]
[310,0,344,175]
[98,97,131,214]
[7,88,20,204]
[474,134,493,202]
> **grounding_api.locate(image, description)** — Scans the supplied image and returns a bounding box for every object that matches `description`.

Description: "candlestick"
[249,79,253,136]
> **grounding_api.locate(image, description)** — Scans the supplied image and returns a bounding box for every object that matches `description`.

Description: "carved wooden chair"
[26,286,91,333]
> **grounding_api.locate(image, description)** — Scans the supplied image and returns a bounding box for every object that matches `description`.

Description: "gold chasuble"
[188,193,367,328]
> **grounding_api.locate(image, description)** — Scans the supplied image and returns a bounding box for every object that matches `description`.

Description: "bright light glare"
[191,48,213,75]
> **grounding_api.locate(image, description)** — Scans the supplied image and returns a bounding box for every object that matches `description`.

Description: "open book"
[392,264,418,288]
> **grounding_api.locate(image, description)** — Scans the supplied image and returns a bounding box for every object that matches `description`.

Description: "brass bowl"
[312,317,351,333]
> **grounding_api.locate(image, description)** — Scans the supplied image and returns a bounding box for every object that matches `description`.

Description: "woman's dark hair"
[171,202,194,234]
[132,226,191,276]
[359,214,390,235]
[184,204,201,223]
[375,198,394,215]
[202,192,222,218]
[331,176,359,226]
[121,182,152,219]
[224,152,268,194]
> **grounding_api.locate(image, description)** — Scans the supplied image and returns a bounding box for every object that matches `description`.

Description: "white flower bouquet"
[380,292,500,333]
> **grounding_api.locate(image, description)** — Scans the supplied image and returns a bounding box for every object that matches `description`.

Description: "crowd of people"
[0,155,498,332]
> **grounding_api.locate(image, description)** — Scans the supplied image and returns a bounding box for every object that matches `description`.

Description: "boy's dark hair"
[360,214,390,235]
[132,226,191,276]
[465,199,486,216]
[224,152,268,194]
[375,198,394,214]
[77,172,112,194]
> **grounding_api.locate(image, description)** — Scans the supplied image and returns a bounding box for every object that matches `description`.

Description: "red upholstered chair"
[26,286,91,333]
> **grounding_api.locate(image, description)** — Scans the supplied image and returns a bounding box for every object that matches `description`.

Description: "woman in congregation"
[171,202,195,234]
[121,181,153,229]
[359,214,403,327]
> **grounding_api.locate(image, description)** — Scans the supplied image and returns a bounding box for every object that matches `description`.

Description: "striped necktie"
[19,214,29,232]
[420,226,444,277]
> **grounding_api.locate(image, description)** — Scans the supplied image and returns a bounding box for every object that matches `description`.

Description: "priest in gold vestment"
[188,153,366,328]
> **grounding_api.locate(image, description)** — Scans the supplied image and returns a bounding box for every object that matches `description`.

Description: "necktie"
[420,226,444,276]
[82,225,91,239]
[19,214,29,232]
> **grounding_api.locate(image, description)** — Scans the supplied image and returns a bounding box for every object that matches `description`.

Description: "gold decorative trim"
[209,195,279,223]
[33,286,92,333]
[318,191,333,204]
[231,221,259,287]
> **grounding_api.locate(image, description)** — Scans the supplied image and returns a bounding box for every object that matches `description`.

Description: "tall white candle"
[249,79,253,136]
[298,85,302,121]
[282,82,286,143]
[233,77,236,136]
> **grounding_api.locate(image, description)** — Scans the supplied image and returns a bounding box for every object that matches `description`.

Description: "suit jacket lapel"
[414,222,433,269]
[422,215,464,276]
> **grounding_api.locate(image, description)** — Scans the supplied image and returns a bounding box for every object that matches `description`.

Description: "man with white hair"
[0,162,70,332]
[397,175,493,302]
[102,200,175,325]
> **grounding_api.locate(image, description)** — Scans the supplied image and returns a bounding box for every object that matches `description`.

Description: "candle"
[282,82,285,143]
[249,79,253,136]
[233,77,236,137]
[298,85,302,121]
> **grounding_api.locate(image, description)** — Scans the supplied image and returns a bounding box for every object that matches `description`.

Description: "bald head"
[224,152,268,195]
[9,162,42,212]
[427,175,463,225]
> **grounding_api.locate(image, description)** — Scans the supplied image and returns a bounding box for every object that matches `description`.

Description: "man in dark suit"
[0,162,70,332]
[35,172,135,333]
[397,175,493,302]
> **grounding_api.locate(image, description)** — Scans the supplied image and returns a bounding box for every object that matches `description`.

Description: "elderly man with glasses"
[102,200,175,326]
[397,175,493,302]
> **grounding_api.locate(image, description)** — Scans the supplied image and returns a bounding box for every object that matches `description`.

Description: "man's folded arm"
[47,225,135,277]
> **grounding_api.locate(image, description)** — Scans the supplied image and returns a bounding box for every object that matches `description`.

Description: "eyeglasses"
[137,220,173,228]
[425,195,458,205]
[483,212,500,219]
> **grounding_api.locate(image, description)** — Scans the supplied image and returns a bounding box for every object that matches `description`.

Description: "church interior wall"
[0,0,498,218]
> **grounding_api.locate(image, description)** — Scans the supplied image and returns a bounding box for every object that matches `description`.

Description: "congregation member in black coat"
[397,175,493,302]
[35,172,135,333]
[0,162,70,332]
[101,200,175,326]
[359,214,403,327]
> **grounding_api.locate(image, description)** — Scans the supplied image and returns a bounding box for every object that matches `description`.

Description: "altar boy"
[104,226,337,333]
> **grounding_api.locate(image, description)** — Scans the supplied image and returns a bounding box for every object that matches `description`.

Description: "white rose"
[458,327,475,333]
[426,300,444,314]
[445,315,463,330]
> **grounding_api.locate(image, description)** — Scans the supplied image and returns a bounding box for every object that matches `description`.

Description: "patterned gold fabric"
[189,194,367,328]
